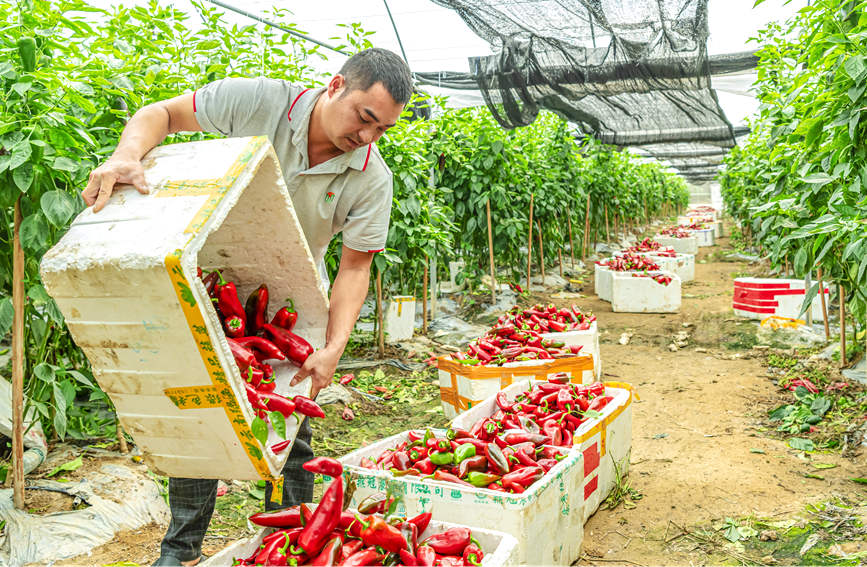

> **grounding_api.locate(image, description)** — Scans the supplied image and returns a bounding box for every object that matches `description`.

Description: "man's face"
[322,76,405,153]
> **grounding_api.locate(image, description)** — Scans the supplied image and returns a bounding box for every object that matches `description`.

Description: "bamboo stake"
[376,271,384,357]
[11,197,24,508]
[526,194,534,291]
[643,196,649,224]
[582,193,591,258]
[422,261,428,333]
[116,424,129,454]
[839,285,847,366]
[604,204,610,244]
[558,249,563,280]
[818,268,829,340]
[614,213,619,243]
[566,206,575,267]
[537,221,545,282]
[486,200,496,301]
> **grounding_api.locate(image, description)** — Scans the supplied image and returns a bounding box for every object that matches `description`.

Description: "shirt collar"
[289,86,374,173]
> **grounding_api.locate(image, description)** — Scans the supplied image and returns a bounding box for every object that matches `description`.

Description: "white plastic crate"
[733,277,828,321]
[611,271,681,313]
[542,321,601,380]
[40,137,327,481]
[451,381,635,523]
[385,295,416,343]
[648,252,695,282]
[437,354,595,419]
[340,430,585,566]
[655,235,698,255]
[690,227,715,247]
[203,517,519,567]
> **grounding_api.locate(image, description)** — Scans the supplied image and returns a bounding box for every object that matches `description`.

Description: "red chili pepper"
[588,395,613,411]
[250,506,304,528]
[561,427,573,447]
[262,527,303,547]
[421,527,471,556]
[339,540,363,562]
[408,446,428,462]
[244,382,263,409]
[415,457,435,475]
[227,338,257,370]
[416,545,436,567]
[495,392,512,412]
[308,536,342,566]
[482,443,509,474]
[458,455,487,478]
[214,273,246,324]
[258,392,296,418]
[297,476,343,555]
[392,450,412,472]
[256,372,276,393]
[223,314,245,338]
[303,457,343,478]
[514,447,537,467]
[293,395,325,418]
[271,299,298,331]
[504,432,549,446]
[201,270,219,296]
[338,373,355,385]
[340,548,382,567]
[589,382,606,397]
[271,439,293,453]
[358,514,406,553]
[431,469,474,487]
[502,465,544,491]
[407,430,423,442]
[244,284,269,336]
[234,336,286,361]
[255,532,289,565]
[462,543,484,566]
[408,512,432,535]
[264,324,314,366]
[542,420,563,446]
[399,549,418,566]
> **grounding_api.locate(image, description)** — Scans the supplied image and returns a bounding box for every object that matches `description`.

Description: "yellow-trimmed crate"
[40,136,328,481]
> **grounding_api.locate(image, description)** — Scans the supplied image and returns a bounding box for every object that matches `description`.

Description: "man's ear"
[328,74,346,98]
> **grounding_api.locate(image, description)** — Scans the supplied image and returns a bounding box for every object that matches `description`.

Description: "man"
[82,48,413,566]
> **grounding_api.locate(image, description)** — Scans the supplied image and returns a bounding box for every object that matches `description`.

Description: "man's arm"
[290,246,374,398]
[82,93,200,212]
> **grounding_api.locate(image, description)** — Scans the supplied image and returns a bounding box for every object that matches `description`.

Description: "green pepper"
[454,443,476,464]
[467,471,501,487]
[17,37,37,72]
[429,451,454,466]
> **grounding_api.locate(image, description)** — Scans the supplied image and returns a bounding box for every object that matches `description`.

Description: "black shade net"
[421,0,739,181]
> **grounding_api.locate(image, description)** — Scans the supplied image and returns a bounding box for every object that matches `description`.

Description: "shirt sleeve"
[193,77,285,137]
[341,172,393,253]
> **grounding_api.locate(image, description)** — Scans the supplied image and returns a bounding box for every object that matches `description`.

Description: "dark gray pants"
[159,418,314,561]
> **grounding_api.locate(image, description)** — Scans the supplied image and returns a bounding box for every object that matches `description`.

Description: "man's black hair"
[339,48,413,105]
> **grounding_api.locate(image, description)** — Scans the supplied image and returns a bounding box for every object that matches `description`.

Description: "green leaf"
[788,438,815,452]
[12,163,34,192]
[724,521,741,542]
[269,411,286,440]
[810,396,831,417]
[46,455,82,478]
[843,54,866,81]
[811,462,837,470]
[53,382,68,439]
[27,284,51,306]
[0,298,13,337]
[33,362,56,384]
[19,212,51,253]
[798,173,833,186]
[67,370,95,389]
[41,190,77,227]
[8,142,31,170]
[851,478,867,485]
[251,416,268,448]
[52,157,78,172]
[793,246,807,275]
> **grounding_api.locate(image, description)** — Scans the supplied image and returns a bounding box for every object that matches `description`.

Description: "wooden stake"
[558,249,563,280]
[839,285,847,367]
[582,193,591,258]
[537,221,546,282]
[614,213,619,243]
[486,200,496,301]
[818,268,829,340]
[526,194,534,291]
[604,204,610,244]
[566,206,575,267]
[376,271,384,357]
[11,197,25,508]
[116,423,129,454]
[643,196,649,224]
[422,261,428,333]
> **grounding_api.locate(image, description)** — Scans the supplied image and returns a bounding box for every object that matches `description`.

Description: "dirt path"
[577,239,866,565]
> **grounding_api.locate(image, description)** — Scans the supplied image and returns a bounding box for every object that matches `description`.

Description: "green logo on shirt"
[325,191,335,203]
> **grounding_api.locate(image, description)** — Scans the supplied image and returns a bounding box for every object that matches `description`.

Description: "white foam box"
[452,381,635,524]
[384,295,416,343]
[40,137,328,480]
[648,252,695,282]
[542,321,601,380]
[655,234,699,255]
[595,264,648,303]
[340,430,584,565]
[733,277,828,321]
[203,517,519,567]
[436,354,595,419]
[690,227,715,247]
[611,271,681,313]
[686,207,719,221]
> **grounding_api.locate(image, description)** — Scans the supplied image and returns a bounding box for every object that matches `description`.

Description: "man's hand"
[290,344,343,399]
[82,156,150,212]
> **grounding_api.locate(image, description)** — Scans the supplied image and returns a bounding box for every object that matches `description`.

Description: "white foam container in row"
[648,252,695,282]
[655,234,699,255]
[339,429,585,565]
[611,271,681,313]
[542,321,601,380]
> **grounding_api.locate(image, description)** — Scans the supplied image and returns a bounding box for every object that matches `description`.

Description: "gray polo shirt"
[193,78,393,279]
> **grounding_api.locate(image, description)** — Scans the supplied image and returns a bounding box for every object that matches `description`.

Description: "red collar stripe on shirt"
[361,145,372,171]
[287,88,310,121]
[192,90,197,113]
[367,248,384,253]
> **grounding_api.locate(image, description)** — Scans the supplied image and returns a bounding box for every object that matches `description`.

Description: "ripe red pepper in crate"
[263,324,314,366]
[302,457,343,478]
[272,299,298,331]
[297,476,343,555]
[294,395,325,418]
[234,336,286,362]
[243,283,269,336]
[214,272,246,325]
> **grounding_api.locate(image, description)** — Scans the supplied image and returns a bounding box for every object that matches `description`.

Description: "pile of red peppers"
[235,457,488,566]
[198,269,323,447]
[631,273,673,286]
[451,303,595,366]
[360,376,615,493]
[599,253,661,273]
[657,226,693,238]
[624,237,662,253]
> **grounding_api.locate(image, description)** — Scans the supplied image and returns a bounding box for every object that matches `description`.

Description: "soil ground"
[50,230,867,566]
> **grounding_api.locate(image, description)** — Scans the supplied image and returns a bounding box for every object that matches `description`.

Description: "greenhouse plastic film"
[339,429,584,566]
[40,137,328,481]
